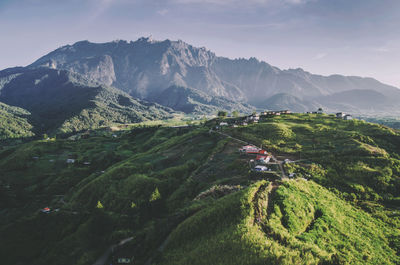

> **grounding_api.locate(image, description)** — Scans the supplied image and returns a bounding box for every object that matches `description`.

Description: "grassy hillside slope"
[0,102,34,139]
[0,114,399,265]
[157,180,399,264]
[0,68,174,138]
[225,113,400,204]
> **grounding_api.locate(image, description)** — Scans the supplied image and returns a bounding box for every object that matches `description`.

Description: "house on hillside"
[246,113,260,123]
[41,207,51,213]
[256,155,271,164]
[336,112,345,118]
[253,165,269,172]
[239,145,260,154]
[219,122,229,126]
[66,159,75,164]
[344,114,353,120]
[258,149,268,155]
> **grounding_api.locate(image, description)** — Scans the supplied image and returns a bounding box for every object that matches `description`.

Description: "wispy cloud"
[87,0,124,20]
[157,9,169,16]
[313,52,327,60]
[372,45,390,53]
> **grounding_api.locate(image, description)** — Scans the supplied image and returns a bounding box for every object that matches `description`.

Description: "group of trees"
[217,110,240,118]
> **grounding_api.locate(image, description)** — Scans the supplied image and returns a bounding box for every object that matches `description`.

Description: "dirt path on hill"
[253,182,280,224]
[266,182,279,218]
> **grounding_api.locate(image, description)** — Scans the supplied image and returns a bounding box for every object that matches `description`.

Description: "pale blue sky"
[1,0,399,87]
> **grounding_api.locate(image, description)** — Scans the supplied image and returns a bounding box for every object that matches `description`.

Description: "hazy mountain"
[0,67,173,136]
[316,89,391,113]
[30,37,400,114]
[261,93,321,113]
[150,85,253,114]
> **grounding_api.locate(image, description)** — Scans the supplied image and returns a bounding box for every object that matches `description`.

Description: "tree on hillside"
[232,110,239,118]
[96,200,104,209]
[217,111,227,118]
[150,187,161,202]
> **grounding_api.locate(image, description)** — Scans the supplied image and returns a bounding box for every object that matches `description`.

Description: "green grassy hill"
[0,102,34,140]
[225,113,400,204]
[157,180,399,265]
[0,68,174,138]
[0,114,399,265]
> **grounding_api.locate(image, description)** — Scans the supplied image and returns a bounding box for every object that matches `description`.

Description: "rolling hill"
[0,114,399,264]
[0,102,34,140]
[0,67,174,137]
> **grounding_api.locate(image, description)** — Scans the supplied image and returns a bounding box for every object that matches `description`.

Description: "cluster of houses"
[260,110,292,116]
[305,108,353,120]
[306,108,324,114]
[218,110,292,128]
[217,108,353,129]
[239,145,272,172]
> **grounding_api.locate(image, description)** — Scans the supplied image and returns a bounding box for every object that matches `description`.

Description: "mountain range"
[1,37,399,137]
[30,38,400,112]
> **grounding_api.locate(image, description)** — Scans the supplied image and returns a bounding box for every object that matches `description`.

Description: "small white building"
[254,165,268,172]
[336,112,345,118]
[66,159,75,164]
[219,122,229,126]
[246,113,260,122]
[344,114,353,120]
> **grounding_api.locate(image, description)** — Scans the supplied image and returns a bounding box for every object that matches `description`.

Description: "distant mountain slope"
[0,67,173,135]
[30,38,400,114]
[316,89,393,113]
[0,102,34,139]
[259,93,321,112]
[150,85,253,114]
